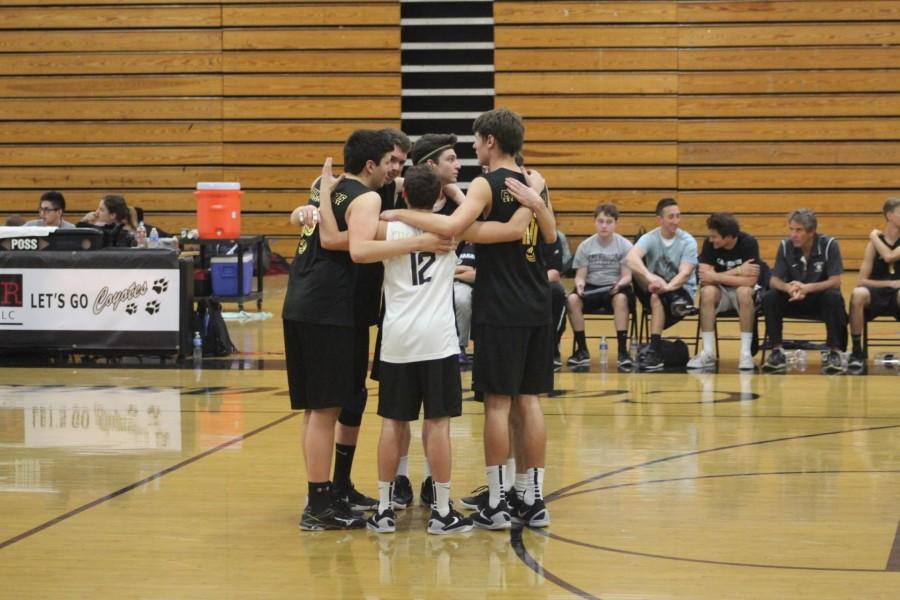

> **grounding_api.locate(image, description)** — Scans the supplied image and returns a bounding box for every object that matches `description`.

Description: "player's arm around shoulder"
[351,194,454,263]
[381,178,488,239]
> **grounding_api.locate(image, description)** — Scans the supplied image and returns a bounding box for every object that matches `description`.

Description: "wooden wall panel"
[1,1,896,272]
[0,0,399,255]
[495,0,900,269]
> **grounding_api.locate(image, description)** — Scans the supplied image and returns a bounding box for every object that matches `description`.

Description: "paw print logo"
[152,278,169,294]
[145,300,161,315]
[125,302,137,315]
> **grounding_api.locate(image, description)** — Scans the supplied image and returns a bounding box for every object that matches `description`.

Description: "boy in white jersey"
[366,165,471,534]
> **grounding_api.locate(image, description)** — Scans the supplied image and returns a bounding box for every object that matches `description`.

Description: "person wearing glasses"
[25,191,75,228]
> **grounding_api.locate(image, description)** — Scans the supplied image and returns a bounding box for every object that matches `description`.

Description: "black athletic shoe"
[334,481,378,512]
[419,476,434,507]
[617,352,634,370]
[566,348,591,368]
[552,351,562,372]
[366,507,397,533]
[459,485,488,510]
[512,498,551,528]
[391,475,413,510]
[427,508,474,535]
[847,351,865,372]
[299,500,367,531]
[762,348,787,373]
[671,300,698,317]
[638,348,664,371]
[823,350,845,374]
[506,487,522,514]
[471,499,512,530]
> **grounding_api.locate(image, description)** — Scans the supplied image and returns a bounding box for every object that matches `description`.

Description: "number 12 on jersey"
[409,252,436,286]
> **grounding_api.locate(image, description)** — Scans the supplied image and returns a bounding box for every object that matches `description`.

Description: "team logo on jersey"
[309,186,321,206]
[297,223,317,255]
[333,192,349,206]
[500,189,515,204]
[522,217,539,262]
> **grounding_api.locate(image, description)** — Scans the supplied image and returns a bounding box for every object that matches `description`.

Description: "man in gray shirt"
[625,197,698,370]
[565,203,634,368]
[24,191,75,229]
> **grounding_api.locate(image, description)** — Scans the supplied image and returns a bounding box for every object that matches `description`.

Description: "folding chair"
[863,314,900,356]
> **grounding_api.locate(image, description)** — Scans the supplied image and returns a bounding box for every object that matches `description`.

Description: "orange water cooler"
[195,182,242,239]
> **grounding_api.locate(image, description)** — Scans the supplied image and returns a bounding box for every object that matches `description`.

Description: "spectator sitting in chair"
[625,197,698,371]
[454,241,476,364]
[566,203,634,369]
[77,194,138,247]
[25,191,75,229]
[847,197,900,371]
[761,208,846,374]
[689,213,761,371]
[544,229,572,371]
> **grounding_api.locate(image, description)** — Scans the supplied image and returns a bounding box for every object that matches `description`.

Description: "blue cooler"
[210,252,253,296]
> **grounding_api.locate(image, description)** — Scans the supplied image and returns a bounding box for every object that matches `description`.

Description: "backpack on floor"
[660,338,690,367]
[195,299,237,357]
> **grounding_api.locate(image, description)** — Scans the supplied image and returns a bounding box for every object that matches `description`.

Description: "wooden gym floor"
[1,276,899,599]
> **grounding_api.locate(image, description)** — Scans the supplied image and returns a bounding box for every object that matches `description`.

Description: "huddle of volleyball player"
[284,108,556,534]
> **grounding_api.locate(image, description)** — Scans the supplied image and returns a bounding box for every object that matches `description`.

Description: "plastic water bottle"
[192,331,203,367]
[148,227,159,248]
[136,221,147,247]
[874,352,899,367]
[792,350,808,371]
[629,335,638,363]
[598,336,609,369]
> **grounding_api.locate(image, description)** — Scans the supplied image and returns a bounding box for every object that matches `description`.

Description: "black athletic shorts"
[370,323,383,381]
[353,324,370,390]
[635,286,695,330]
[471,323,554,398]
[377,355,462,421]
[283,319,355,411]
[865,286,900,321]
[578,284,635,314]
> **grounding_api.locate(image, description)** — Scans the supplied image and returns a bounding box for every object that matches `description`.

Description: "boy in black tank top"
[379,109,557,530]
[848,197,900,370]
[284,129,394,531]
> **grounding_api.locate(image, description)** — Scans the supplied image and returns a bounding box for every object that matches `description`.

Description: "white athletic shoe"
[687,351,717,369]
[738,352,755,371]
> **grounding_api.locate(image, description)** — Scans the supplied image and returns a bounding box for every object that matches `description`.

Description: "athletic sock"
[525,467,545,506]
[740,332,753,355]
[702,331,715,356]
[333,443,356,489]
[852,334,862,355]
[423,459,431,480]
[486,465,503,509]
[434,481,451,517]
[396,455,409,478]
[503,458,516,492]
[574,330,587,351]
[651,333,662,353]
[515,472,528,498]
[616,330,627,356]
[308,481,331,513]
[377,480,392,513]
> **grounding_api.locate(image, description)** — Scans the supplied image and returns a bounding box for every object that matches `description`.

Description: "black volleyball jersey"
[352,180,403,326]
[871,234,900,280]
[282,178,370,326]
[472,168,551,327]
